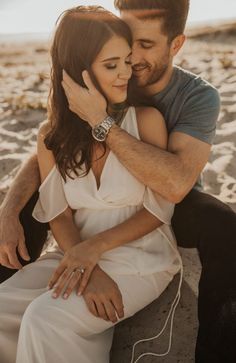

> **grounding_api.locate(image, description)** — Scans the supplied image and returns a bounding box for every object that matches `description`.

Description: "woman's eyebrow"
[101,52,132,63]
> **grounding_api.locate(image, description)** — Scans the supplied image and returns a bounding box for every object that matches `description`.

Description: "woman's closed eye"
[105,60,132,70]
[105,63,117,70]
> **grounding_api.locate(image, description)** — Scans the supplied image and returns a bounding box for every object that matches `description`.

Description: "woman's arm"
[37,121,81,252]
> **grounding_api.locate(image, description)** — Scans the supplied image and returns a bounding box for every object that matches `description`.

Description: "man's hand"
[83,265,124,323]
[0,208,30,269]
[62,70,108,127]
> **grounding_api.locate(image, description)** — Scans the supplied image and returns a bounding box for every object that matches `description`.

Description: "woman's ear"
[170,34,186,56]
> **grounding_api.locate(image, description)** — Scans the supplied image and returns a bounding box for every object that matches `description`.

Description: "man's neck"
[143,63,174,97]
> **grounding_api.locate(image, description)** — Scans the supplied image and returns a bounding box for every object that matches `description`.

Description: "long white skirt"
[0,250,174,363]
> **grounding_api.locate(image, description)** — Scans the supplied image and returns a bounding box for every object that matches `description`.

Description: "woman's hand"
[48,239,102,299]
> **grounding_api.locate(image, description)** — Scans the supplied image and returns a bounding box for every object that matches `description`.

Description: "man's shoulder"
[175,66,220,107]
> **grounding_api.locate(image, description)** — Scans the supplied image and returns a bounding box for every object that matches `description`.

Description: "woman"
[0,6,182,363]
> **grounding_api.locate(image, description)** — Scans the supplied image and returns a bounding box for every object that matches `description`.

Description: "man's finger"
[94,300,109,321]
[0,253,16,269]
[111,293,124,319]
[62,70,78,89]
[63,70,86,95]
[84,297,98,317]
[18,237,30,261]
[82,70,97,94]
[8,249,22,270]
[103,300,118,323]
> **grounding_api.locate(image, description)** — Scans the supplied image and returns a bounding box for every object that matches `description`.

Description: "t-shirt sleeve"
[172,84,221,144]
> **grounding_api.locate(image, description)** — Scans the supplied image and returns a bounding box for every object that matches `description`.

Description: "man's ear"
[170,34,186,56]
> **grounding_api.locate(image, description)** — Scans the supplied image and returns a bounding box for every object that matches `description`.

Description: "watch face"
[92,126,107,141]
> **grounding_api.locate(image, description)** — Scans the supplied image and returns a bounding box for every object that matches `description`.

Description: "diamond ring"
[73,267,85,274]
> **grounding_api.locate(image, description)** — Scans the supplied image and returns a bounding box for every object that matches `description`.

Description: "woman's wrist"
[87,234,110,255]
[58,240,80,253]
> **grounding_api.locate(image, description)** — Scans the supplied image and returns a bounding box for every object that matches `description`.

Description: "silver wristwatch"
[92,116,115,142]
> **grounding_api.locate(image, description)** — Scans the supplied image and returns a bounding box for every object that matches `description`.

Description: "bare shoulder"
[135,107,167,150]
[38,119,51,139]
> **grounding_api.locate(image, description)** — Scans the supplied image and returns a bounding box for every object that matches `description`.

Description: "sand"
[0,21,235,362]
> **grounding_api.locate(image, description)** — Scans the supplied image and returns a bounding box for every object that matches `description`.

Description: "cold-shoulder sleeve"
[32,165,68,223]
[143,188,174,225]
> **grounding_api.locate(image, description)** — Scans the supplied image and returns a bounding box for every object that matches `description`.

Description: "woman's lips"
[113,84,128,90]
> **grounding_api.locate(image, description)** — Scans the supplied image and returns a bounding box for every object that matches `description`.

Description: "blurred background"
[0,0,236,36]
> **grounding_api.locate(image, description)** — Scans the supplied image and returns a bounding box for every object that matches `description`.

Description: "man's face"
[121,11,172,90]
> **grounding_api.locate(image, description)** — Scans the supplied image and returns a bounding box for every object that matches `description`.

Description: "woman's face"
[91,35,132,104]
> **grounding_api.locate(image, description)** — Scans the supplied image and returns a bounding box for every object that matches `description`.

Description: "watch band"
[92,116,115,142]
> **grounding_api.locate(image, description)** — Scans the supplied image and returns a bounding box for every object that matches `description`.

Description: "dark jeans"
[0,189,236,362]
[172,189,236,363]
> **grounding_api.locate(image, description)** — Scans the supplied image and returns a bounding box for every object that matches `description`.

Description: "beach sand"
[0,22,235,362]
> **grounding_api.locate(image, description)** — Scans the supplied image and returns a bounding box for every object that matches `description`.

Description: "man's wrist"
[89,112,108,128]
[0,204,20,218]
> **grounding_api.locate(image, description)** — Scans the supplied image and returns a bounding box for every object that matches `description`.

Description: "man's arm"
[62,71,212,203]
[0,153,40,214]
[106,125,211,203]
[0,154,41,268]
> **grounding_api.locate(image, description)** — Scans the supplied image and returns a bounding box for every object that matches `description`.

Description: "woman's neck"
[107,102,128,125]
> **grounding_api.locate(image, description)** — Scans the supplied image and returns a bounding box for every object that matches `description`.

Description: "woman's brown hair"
[45,5,132,180]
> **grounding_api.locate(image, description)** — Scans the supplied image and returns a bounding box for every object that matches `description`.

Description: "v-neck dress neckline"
[89,108,130,193]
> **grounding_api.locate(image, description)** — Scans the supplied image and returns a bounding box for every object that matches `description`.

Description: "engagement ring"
[73,267,85,274]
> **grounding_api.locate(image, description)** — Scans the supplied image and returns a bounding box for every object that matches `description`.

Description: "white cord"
[130,261,183,363]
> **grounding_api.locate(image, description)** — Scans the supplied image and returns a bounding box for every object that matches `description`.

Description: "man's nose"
[131,46,142,66]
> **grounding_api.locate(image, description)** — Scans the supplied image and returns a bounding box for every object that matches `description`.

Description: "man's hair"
[114,0,190,40]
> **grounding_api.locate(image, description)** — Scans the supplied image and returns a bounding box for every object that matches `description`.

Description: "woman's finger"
[52,267,74,298]
[63,270,81,299]
[77,268,93,296]
[48,263,67,290]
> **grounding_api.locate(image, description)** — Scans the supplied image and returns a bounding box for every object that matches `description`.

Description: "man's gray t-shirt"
[150,66,221,190]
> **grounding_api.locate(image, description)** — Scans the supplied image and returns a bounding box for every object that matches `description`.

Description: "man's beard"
[132,55,170,89]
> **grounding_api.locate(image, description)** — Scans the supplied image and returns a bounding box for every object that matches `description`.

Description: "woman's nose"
[119,65,132,80]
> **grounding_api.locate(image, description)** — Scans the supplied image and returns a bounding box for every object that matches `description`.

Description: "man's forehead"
[120,10,164,36]
[120,8,166,19]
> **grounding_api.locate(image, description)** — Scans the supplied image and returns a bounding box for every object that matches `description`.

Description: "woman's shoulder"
[134,106,167,149]
[38,119,51,138]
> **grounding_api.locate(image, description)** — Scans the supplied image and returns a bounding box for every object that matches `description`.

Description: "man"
[0,0,235,362]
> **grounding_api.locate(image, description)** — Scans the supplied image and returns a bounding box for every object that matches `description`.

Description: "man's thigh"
[171,188,235,249]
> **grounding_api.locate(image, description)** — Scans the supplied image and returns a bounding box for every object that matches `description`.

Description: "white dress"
[0,107,182,363]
